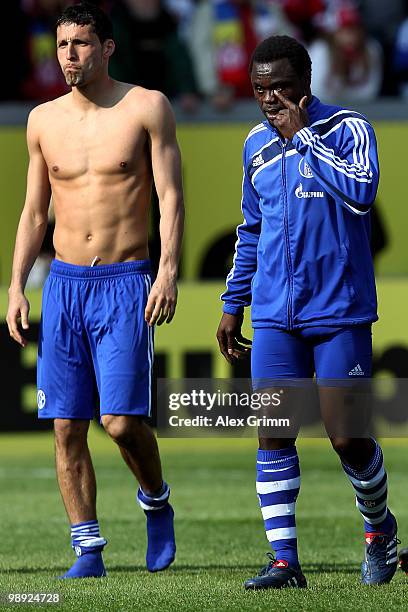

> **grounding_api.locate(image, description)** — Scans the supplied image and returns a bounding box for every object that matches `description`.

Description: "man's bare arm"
[6,107,51,347]
[143,92,185,326]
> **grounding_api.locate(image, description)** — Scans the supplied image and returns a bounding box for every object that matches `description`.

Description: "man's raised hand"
[272,91,308,140]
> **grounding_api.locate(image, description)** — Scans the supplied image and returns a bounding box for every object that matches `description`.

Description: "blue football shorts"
[37,259,154,419]
[251,325,372,388]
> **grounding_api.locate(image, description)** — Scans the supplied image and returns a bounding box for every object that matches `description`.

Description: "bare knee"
[330,437,373,461]
[330,436,354,457]
[331,436,375,470]
[54,420,90,472]
[54,419,89,450]
[101,414,144,448]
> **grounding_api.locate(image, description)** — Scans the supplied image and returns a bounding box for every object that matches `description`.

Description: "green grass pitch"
[0,430,407,611]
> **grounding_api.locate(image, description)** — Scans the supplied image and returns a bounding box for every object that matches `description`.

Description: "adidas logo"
[274,561,288,568]
[252,154,264,167]
[348,363,365,376]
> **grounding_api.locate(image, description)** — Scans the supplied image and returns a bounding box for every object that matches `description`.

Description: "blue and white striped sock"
[341,441,395,535]
[256,447,300,568]
[70,520,107,557]
[137,482,170,511]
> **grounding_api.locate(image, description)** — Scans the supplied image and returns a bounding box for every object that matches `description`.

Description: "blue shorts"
[37,260,154,419]
[251,325,372,387]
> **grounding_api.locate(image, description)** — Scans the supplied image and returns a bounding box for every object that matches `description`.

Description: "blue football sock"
[137,482,176,572]
[60,550,106,579]
[341,440,395,535]
[59,520,107,579]
[256,447,301,569]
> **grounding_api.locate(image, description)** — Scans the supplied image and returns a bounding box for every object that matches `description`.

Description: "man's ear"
[103,39,115,59]
[302,71,312,97]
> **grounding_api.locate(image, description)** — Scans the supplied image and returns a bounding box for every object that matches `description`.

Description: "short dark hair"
[250,35,312,83]
[56,2,113,43]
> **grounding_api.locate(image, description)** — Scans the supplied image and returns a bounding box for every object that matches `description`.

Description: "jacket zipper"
[281,140,293,329]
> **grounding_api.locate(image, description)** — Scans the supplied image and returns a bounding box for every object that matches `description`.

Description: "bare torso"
[39,83,153,265]
[8,37,183,346]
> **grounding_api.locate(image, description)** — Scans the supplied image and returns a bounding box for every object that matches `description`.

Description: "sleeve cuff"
[222,303,245,316]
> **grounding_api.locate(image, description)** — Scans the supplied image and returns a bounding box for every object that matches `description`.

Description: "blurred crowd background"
[5,0,408,111]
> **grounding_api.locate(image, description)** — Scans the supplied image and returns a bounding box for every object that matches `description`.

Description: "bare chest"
[40,111,148,180]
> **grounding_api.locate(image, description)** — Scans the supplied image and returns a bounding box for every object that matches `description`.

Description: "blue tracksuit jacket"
[221,96,379,329]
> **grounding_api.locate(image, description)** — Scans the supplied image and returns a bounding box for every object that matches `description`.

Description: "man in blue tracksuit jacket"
[216,35,398,590]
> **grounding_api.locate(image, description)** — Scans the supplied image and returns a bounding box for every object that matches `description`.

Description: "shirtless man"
[6,3,184,579]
